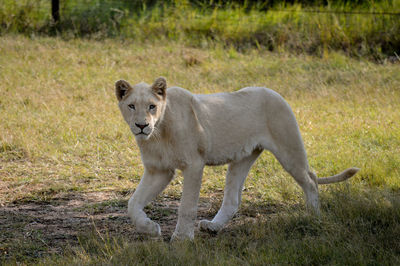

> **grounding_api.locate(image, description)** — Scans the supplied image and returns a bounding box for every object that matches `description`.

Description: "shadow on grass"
[1,186,399,264]
[0,191,213,263]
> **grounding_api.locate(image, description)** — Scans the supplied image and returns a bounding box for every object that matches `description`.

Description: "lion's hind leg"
[271,147,320,215]
[199,149,262,233]
[265,101,320,214]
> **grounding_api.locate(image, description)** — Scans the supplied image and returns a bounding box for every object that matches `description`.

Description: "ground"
[0,191,215,257]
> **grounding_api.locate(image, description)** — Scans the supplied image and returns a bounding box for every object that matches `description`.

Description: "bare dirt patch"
[0,191,215,260]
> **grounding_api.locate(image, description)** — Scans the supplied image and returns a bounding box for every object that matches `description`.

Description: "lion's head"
[115,77,167,141]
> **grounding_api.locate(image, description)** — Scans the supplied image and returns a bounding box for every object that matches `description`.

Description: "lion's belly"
[203,134,267,166]
[204,145,260,166]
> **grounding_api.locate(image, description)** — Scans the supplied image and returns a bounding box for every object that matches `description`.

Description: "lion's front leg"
[128,168,174,237]
[171,163,204,241]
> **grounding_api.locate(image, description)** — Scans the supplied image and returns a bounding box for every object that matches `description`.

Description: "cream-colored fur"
[115,77,360,240]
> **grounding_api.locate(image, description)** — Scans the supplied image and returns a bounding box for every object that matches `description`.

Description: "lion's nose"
[135,123,149,130]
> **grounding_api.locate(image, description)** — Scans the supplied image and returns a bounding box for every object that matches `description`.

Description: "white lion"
[115,77,359,240]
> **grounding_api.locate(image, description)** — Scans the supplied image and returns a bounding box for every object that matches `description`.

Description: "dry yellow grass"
[0,35,399,264]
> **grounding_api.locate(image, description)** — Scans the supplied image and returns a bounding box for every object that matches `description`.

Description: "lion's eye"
[128,104,135,110]
[149,104,156,110]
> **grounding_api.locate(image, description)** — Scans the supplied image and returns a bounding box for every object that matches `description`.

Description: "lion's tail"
[311,167,360,185]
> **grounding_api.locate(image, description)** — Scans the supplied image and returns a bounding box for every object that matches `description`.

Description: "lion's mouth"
[136,131,149,136]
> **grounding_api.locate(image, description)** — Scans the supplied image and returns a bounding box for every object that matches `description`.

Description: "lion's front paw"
[198,219,223,233]
[136,219,161,237]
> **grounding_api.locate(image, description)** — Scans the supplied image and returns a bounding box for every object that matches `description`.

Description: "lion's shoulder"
[164,87,197,113]
[167,86,192,97]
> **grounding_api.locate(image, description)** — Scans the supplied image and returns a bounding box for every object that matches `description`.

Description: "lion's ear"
[151,77,167,98]
[115,80,132,101]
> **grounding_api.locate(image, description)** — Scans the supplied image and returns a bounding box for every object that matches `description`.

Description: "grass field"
[0,35,399,264]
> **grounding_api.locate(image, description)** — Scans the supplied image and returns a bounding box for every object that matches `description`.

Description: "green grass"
[0,0,399,60]
[0,35,399,264]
